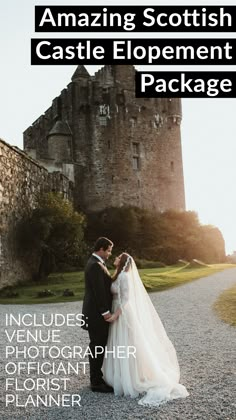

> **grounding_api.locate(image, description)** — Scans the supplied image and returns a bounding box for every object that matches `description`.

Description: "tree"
[86,207,226,264]
[85,206,141,253]
[197,225,226,263]
[17,193,86,281]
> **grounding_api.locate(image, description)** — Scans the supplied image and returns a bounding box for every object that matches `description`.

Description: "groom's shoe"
[91,382,114,393]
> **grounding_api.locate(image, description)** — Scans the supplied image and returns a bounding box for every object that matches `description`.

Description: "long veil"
[117,256,189,406]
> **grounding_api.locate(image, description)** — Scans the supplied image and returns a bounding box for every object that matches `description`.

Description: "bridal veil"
[110,255,189,406]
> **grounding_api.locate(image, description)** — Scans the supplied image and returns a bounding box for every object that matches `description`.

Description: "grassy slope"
[140,264,234,291]
[0,264,235,305]
[213,284,236,326]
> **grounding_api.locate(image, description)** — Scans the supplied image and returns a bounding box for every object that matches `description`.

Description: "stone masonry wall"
[24,65,185,214]
[0,138,73,289]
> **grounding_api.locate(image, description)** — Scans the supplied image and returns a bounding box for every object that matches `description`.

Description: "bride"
[101,253,189,406]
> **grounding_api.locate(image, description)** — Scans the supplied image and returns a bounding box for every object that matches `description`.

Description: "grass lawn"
[213,284,236,326]
[0,264,235,305]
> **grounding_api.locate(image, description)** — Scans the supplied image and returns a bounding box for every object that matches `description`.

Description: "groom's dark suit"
[82,255,112,386]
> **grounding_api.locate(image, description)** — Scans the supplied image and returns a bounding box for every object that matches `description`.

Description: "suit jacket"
[82,255,112,331]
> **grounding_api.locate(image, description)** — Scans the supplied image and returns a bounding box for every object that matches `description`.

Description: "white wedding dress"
[102,256,189,406]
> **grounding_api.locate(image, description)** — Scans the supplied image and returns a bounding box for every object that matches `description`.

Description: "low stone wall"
[0,138,73,289]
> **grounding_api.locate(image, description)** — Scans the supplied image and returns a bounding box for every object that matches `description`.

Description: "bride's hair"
[112,253,131,281]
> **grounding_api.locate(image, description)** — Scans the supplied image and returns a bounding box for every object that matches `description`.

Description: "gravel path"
[0,268,236,420]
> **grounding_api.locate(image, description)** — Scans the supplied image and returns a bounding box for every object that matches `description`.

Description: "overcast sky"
[1,0,236,253]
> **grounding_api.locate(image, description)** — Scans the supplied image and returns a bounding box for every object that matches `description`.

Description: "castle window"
[99,104,110,126]
[133,157,139,170]
[130,118,137,128]
[154,113,160,129]
[99,116,107,126]
[133,142,139,155]
[117,93,124,105]
[171,161,174,172]
[132,142,140,170]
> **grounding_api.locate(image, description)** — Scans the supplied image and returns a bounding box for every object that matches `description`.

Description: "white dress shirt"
[92,253,110,316]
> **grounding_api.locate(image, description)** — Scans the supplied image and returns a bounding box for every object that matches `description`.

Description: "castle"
[24,65,185,213]
[0,65,185,288]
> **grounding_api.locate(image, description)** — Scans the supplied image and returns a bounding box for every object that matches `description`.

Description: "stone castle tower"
[24,65,185,213]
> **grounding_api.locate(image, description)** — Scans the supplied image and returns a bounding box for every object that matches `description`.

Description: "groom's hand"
[103,312,112,321]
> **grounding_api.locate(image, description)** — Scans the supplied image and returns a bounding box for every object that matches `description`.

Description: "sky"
[0,0,236,254]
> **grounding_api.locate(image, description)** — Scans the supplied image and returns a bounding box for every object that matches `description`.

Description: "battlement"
[23,65,185,213]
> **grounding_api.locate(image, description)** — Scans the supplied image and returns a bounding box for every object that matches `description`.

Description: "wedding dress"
[102,256,189,406]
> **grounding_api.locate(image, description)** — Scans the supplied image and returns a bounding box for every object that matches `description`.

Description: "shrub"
[16,192,86,281]
[135,258,166,269]
[86,207,226,264]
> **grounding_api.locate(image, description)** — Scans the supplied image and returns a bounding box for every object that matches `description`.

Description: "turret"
[167,98,182,125]
[71,65,90,82]
[47,120,72,163]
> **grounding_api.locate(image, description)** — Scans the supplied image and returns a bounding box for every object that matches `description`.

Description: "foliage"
[135,259,166,269]
[86,207,226,264]
[16,193,86,281]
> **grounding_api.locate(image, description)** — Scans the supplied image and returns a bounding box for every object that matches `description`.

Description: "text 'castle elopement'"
[24,65,185,213]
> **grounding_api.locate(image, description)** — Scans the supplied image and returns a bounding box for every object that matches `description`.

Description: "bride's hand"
[106,315,115,322]
[106,312,119,322]
[106,314,116,322]
[106,309,121,322]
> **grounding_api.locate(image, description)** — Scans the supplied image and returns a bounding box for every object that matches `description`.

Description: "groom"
[82,237,114,392]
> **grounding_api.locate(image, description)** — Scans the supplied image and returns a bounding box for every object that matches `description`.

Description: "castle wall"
[0,138,73,289]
